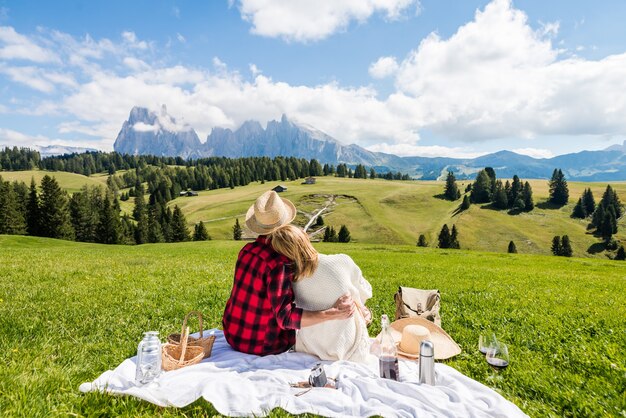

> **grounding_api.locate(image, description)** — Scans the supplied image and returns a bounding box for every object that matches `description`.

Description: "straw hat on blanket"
[380,317,461,360]
[245,190,297,235]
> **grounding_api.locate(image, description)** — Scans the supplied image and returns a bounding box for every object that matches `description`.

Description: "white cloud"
[249,63,261,76]
[132,122,159,133]
[0,26,59,62]
[121,31,148,49]
[172,6,181,18]
[0,65,56,92]
[369,56,399,79]
[234,0,420,42]
[123,57,150,72]
[0,127,106,150]
[367,142,483,158]
[176,33,186,43]
[539,20,559,37]
[512,148,554,159]
[392,0,626,142]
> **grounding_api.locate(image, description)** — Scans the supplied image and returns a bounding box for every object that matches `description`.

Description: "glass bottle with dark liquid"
[379,314,399,381]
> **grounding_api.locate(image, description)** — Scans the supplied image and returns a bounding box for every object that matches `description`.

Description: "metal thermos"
[419,340,436,385]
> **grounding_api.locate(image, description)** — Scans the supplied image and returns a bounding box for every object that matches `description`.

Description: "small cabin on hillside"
[180,190,198,197]
[272,185,287,193]
[303,177,316,185]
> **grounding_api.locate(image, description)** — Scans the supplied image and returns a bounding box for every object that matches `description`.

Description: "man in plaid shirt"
[223,191,354,355]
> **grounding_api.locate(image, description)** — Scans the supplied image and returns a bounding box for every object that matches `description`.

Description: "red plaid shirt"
[222,236,303,355]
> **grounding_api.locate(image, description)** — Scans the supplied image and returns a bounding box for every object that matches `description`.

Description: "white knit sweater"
[292,254,373,363]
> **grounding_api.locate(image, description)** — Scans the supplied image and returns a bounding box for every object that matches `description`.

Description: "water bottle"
[379,314,399,381]
[419,340,436,385]
[135,331,162,385]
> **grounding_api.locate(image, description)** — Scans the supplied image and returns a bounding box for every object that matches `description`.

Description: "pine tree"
[417,234,427,247]
[133,184,149,244]
[370,168,376,179]
[315,214,324,226]
[601,211,615,240]
[615,246,626,261]
[233,218,242,240]
[438,224,451,248]
[492,180,508,209]
[69,185,99,242]
[171,205,190,242]
[460,195,471,210]
[449,225,460,249]
[523,182,534,211]
[510,175,522,208]
[193,221,211,241]
[582,188,596,216]
[147,206,164,243]
[323,226,332,242]
[119,214,136,245]
[571,198,587,219]
[39,175,74,240]
[338,225,351,243]
[508,240,517,253]
[551,236,562,256]
[0,179,26,235]
[560,235,573,257]
[512,197,526,212]
[328,226,338,242]
[549,169,569,205]
[470,170,492,203]
[96,194,120,244]
[444,171,460,201]
[26,177,40,236]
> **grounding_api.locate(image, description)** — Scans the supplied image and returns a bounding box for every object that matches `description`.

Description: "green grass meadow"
[1,236,625,417]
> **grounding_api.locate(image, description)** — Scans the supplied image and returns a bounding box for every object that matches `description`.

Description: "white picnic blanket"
[80,329,528,418]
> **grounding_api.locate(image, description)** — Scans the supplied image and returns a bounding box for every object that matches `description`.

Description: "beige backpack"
[394,286,441,327]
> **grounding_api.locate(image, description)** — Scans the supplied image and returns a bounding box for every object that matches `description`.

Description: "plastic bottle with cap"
[419,340,436,385]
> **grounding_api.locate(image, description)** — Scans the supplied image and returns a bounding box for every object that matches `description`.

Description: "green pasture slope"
[3,170,626,258]
[171,176,626,258]
[0,236,624,417]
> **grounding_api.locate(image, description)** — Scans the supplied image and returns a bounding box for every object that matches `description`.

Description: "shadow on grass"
[433,193,457,201]
[536,201,565,210]
[587,242,606,254]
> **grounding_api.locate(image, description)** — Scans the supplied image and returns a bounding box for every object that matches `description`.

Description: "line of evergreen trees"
[571,185,622,241]
[323,225,351,242]
[0,174,208,245]
[551,235,573,257]
[1,147,411,187]
[469,168,534,212]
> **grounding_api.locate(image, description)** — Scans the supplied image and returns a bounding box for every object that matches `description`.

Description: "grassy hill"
[0,169,105,194]
[171,176,626,258]
[0,235,624,417]
[3,169,626,257]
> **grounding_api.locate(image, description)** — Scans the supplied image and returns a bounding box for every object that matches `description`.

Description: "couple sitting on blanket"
[222,190,373,362]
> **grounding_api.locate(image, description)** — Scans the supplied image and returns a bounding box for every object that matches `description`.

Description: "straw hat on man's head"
[380,317,461,360]
[245,190,296,235]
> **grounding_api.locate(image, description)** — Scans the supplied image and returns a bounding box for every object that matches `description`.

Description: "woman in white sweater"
[269,225,373,363]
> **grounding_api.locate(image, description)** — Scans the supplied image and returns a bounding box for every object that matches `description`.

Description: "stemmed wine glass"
[486,341,509,370]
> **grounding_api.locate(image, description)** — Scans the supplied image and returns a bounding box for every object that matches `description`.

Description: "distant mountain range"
[113,106,626,181]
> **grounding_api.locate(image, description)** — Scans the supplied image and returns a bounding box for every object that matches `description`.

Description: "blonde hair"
[269,225,319,281]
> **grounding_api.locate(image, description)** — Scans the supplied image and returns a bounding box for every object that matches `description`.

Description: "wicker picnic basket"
[167,311,215,359]
[162,326,204,371]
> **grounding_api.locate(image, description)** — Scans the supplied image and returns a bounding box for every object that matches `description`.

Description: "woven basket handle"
[179,326,189,363]
[181,311,204,339]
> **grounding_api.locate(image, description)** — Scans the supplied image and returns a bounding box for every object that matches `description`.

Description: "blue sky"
[1,0,626,158]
